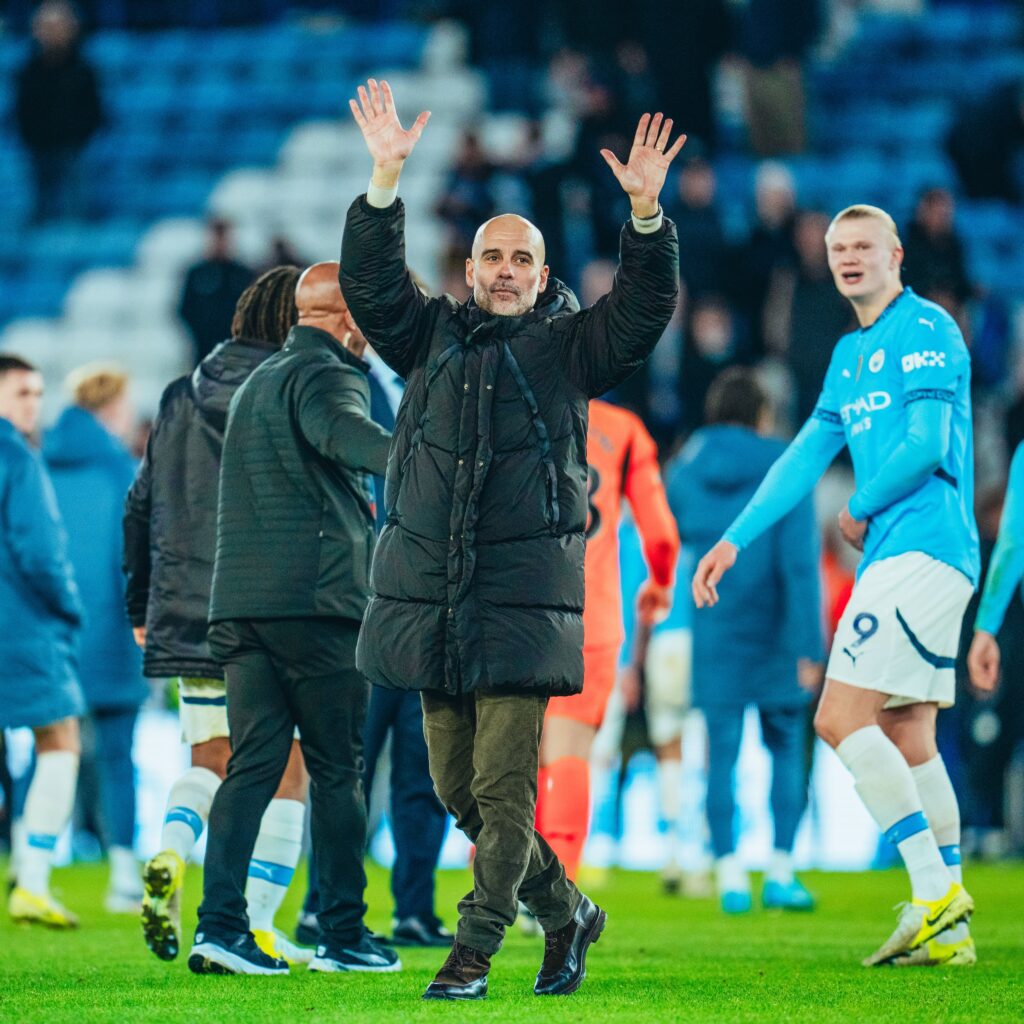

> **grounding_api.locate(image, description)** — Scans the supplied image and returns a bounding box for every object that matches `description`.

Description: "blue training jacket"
[44,406,145,711]
[666,424,823,710]
[0,417,85,729]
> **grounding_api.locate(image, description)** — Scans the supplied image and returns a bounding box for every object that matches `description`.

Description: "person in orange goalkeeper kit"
[534,399,680,882]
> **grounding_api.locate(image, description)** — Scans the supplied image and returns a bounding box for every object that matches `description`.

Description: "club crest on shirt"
[869,349,885,373]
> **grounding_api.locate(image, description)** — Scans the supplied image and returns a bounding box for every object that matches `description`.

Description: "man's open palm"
[349,78,430,169]
[600,113,686,204]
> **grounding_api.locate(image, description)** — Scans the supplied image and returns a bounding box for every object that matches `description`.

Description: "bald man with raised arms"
[341,79,683,1000]
[190,262,399,977]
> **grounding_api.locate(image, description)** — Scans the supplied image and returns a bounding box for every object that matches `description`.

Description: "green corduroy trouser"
[421,690,581,955]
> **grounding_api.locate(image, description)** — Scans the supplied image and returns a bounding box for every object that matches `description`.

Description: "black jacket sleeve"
[340,196,437,379]
[556,218,679,398]
[296,364,392,476]
[123,425,155,627]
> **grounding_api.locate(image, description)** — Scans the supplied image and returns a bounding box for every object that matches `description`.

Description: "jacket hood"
[678,425,783,493]
[43,405,126,468]
[190,337,279,431]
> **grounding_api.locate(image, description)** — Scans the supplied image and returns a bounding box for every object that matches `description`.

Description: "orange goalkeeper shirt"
[584,400,680,650]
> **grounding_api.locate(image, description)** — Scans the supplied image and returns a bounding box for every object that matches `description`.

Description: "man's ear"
[465,258,475,289]
[538,264,550,292]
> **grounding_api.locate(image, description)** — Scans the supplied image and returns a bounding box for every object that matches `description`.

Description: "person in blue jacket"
[0,354,84,929]
[44,365,145,913]
[666,367,822,913]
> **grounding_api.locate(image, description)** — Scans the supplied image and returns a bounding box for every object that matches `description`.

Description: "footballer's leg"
[759,705,814,911]
[8,717,80,929]
[884,703,975,966]
[815,681,969,965]
[248,740,312,964]
[142,678,227,961]
[704,705,750,913]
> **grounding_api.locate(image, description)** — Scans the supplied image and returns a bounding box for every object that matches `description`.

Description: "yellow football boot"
[863,883,974,967]
[253,928,314,965]
[8,886,79,928]
[141,850,186,961]
[890,932,977,967]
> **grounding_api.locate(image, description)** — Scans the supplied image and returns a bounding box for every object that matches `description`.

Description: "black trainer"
[533,894,606,995]
[188,929,289,975]
[308,930,402,972]
[392,915,454,947]
[422,941,490,1000]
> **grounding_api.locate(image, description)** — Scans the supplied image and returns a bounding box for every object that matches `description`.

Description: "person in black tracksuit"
[299,351,452,949]
[189,263,396,977]
[344,80,682,999]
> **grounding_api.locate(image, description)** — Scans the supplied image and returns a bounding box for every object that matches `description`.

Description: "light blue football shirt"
[815,287,979,583]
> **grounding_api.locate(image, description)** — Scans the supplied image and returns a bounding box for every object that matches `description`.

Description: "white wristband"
[366,180,399,209]
[631,207,664,234]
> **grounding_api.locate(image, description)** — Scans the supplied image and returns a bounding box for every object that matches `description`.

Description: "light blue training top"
[724,287,980,585]
[975,441,1024,634]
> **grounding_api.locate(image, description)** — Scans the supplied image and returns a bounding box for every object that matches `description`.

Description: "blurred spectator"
[731,162,799,358]
[947,81,1024,204]
[435,131,496,251]
[178,218,254,367]
[901,187,973,319]
[763,210,853,424]
[666,367,821,912]
[15,1,103,223]
[259,236,306,275]
[736,0,821,157]
[664,152,730,299]
[679,295,740,435]
[638,0,732,152]
[43,364,145,914]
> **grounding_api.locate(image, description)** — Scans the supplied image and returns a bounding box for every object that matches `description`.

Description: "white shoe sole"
[188,942,289,975]
[308,955,402,973]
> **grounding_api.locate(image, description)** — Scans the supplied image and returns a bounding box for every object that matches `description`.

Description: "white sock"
[109,845,142,897]
[160,767,221,861]
[18,750,79,896]
[656,757,681,834]
[835,726,951,901]
[911,755,969,941]
[766,849,794,886]
[245,798,305,932]
[715,852,750,894]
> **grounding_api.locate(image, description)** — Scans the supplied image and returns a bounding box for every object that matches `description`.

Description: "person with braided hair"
[124,266,313,967]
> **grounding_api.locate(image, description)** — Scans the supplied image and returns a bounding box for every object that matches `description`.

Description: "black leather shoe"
[422,941,490,1000]
[392,915,454,947]
[533,894,606,996]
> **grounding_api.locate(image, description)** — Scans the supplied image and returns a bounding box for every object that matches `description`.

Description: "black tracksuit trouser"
[198,616,369,945]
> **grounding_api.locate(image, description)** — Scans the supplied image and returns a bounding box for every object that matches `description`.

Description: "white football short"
[177,677,229,746]
[176,677,300,746]
[644,627,693,747]
[825,552,973,709]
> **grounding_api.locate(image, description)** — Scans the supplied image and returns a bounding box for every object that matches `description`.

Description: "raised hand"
[349,78,430,180]
[600,113,687,217]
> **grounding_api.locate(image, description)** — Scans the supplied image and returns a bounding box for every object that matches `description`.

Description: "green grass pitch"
[1,861,1021,1023]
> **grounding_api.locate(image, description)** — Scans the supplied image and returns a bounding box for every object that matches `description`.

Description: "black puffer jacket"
[342,196,679,696]
[123,338,278,679]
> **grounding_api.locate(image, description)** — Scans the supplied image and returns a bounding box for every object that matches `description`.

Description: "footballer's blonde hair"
[65,363,129,412]
[826,204,902,248]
